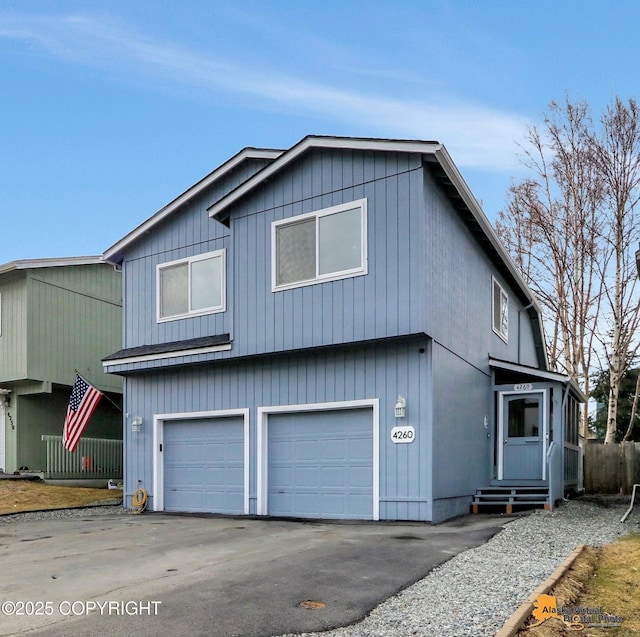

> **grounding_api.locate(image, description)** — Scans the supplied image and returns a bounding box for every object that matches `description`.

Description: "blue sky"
[1,1,638,263]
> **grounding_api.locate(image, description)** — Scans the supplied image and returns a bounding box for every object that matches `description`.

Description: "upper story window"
[492,278,509,343]
[157,249,225,322]
[272,199,367,291]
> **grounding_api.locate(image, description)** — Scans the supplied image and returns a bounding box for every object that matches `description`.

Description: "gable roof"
[0,256,106,277]
[101,134,548,371]
[208,134,549,370]
[103,147,283,264]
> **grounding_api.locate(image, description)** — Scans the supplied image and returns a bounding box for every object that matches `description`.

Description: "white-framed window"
[157,249,226,322]
[272,199,367,291]
[492,277,509,342]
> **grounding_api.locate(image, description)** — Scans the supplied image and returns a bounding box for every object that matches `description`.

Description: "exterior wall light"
[131,416,143,433]
[395,396,406,418]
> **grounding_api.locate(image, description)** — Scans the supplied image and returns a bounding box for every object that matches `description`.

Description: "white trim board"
[256,399,380,520]
[103,343,232,369]
[152,408,250,514]
[497,389,548,481]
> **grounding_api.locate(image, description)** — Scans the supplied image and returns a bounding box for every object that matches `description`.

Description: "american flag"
[63,374,103,452]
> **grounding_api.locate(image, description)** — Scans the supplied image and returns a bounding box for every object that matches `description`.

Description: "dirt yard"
[0,479,122,514]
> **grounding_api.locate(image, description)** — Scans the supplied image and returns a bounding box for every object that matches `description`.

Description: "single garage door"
[163,416,244,514]
[267,408,373,519]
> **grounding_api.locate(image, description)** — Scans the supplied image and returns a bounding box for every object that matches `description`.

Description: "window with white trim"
[272,199,367,290]
[157,249,225,321]
[492,278,509,342]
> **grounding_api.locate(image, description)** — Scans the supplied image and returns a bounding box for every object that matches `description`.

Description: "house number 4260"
[391,426,415,443]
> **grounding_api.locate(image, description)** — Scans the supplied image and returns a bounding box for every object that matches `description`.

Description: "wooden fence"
[584,442,640,494]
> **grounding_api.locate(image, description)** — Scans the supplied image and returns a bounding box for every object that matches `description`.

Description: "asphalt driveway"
[0,511,512,637]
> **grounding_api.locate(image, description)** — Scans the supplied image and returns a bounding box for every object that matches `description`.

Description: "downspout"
[518,301,535,364]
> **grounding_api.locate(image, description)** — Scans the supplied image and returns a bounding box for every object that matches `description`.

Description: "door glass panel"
[507,397,540,437]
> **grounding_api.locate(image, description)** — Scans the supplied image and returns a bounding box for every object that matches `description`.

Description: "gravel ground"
[278,496,640,637]
[1,498,638,637]
[0,503,131,523]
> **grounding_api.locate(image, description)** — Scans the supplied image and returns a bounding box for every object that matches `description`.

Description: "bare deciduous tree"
[496,97,605,439]
[590,98,640,443]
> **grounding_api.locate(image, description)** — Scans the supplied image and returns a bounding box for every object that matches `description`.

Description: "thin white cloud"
[0,12,529,170]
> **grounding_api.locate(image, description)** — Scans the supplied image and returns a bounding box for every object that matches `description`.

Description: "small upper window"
[157,250,225,321]
[272,199,367,290]
[492,278,509,342]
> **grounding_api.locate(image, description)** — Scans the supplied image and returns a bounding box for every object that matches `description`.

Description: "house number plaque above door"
[513,383,533,391]
[391,425,415,443]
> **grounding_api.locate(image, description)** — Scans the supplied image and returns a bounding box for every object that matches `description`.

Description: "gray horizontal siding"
[122,338,433,521]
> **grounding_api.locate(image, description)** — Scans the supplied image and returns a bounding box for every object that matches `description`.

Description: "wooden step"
[472,486,550,514]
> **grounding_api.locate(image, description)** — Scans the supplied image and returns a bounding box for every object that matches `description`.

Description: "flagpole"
[74,370,123,413]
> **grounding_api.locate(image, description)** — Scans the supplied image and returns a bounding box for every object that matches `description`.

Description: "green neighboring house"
[0,257,122,475]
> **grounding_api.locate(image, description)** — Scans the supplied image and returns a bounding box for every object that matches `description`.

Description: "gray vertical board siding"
[431,342,491,501]
[122,337,432,520]
[0,273,28,381]
[422,168,539,372]
[122,191,231,349]
[120,158,273,349]
[229,150,426,357]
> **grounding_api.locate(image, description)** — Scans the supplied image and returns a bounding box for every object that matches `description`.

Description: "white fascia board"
[103,147,284,264]
[489,357,587,402]
[102,343,232,369]
[208,136,442,219]
[0,256,105,276]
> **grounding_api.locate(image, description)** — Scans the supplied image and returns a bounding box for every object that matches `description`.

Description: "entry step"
[472,486,550,514]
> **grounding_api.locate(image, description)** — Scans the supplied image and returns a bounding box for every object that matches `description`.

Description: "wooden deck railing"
[41,435,123,480]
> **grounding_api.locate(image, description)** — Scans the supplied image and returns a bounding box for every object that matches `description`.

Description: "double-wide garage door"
[267,408,373,519]
[163,417,245,514]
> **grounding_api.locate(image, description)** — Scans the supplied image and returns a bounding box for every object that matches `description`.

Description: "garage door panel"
[267,408,373,520]
[163,417,245,514]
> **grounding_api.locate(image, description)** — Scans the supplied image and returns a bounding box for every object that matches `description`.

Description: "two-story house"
[103,136,583,523]
[0,257,123,475]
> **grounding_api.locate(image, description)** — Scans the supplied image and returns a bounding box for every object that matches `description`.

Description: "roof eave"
[207,136,442,220]
[103,147,284,264]
[0,256,106,276]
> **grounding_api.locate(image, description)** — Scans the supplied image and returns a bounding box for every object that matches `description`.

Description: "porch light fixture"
[395,396,406,418]
[131,416,143,433]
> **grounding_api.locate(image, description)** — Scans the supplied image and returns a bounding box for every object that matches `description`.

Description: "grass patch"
[0,480,122,515]
[518,535,640,636]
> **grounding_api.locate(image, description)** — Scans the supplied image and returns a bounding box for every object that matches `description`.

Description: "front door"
[498,391,546,480]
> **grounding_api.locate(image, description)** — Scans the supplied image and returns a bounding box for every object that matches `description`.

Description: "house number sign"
[391,425,415,443]
[513,383,533,391]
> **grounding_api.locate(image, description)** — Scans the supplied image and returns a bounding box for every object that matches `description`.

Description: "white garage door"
[163,416,245,514]
[267,408,373,519]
